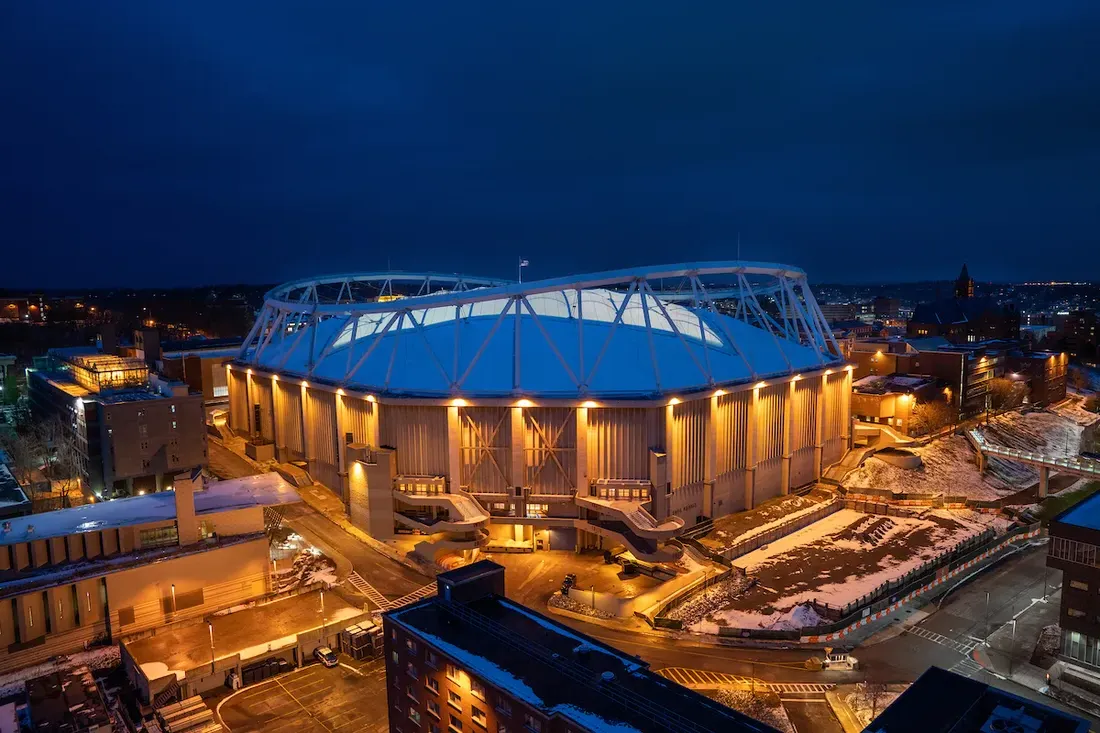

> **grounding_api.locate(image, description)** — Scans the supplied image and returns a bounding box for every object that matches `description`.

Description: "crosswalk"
[904,625,979,655]
[346,573,437,611]
[769,683,836,694]
[655,668,834,695]
[949,657,984,679]
[346,571,391,610]
[390,582,438,609]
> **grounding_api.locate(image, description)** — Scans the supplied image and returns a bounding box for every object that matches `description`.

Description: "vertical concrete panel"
[446,405,462,493]
[66,534,84,563]
[576,407,589,497]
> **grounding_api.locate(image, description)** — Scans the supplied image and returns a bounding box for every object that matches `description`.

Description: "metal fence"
[808,527,996,620]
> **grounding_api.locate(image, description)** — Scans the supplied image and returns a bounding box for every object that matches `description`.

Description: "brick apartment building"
[383,561,773,733]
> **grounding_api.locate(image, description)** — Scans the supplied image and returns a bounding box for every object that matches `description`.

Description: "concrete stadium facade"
[227,263,851,563]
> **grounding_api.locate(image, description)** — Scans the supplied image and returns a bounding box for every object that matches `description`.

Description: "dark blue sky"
[2,2,1098,288]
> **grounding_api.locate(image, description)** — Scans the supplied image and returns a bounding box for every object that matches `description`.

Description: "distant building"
[28,348,207,498]
[154,333,243,409]
[1006,351,1067,406]
[868,666,1088,732]
[907,265,1020,344]
[1061,310,1098,359]
[0,471,299,671]
[954,263,975,299]
[384,560,772,733]
[872,296,901,320]
[819,302,859,324]
[831,319,875,339]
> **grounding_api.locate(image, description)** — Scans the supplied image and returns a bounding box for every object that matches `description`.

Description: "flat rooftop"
[0,465,29,510]
[126,590,363,678]
[0,473,299,545]
[25,666,111,733]
[867,666,1089,732]
[852,373,934,394]
[390,594,771,733]
[1054,491,1100,532]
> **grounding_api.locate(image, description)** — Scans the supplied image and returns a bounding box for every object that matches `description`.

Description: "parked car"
[314,646,339,668]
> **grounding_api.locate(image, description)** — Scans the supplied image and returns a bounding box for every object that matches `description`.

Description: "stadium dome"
[237,263,845,399]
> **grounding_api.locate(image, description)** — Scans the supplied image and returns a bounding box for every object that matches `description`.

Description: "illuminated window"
[472,706,486,728]
[409,707,421,726]
[448,690,462,711]
[1071,580,1089,591]
[1069,608,1086,618]
[446,664,461,682]
[471,679,485,701]
[449,715,463,733]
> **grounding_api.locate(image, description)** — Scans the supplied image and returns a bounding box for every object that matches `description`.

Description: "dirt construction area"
[673,508,1005,633]
[216,658,387,733]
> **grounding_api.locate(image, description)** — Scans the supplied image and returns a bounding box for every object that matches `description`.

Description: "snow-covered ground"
[272,548,338,592]
[845,407,1097,500]
[846,686,905,728]
[710,689,795,733]
[682,508,998,632]
[0,645,120,698]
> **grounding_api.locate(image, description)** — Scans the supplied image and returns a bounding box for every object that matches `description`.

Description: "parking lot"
[216,657,387,733]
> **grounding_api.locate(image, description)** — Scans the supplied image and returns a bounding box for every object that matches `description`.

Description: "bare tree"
[0,429,38,487]
[1069,366,1093,393]
[858,680,890,722]
[987,377,1027,416]
[910,400,959,436]
[32,415,83,505]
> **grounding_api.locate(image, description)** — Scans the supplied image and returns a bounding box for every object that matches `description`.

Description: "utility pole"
[208,622,216,673]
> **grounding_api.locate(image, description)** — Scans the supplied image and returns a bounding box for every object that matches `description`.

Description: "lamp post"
[171,584,176,615]
[208,622,215,673]
[320,590,327,644]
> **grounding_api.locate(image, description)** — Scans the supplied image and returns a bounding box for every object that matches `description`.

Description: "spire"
[955,263,974,299]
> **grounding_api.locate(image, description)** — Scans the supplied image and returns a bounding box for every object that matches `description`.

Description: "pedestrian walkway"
[347,571,391,610]
[769,682,836,694]
[904,625,979,655]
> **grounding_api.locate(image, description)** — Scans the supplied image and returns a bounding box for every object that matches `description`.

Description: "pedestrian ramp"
[655,667,834,695]
[347,571,391,610]
[904,625,979,655]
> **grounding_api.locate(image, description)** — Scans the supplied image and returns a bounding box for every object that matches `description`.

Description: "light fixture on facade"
[668,397,681,405]
[451,398,467,407]
[581,400,598,408]
[516,398,534,408]
[366,394,376,402]
[754,381,767,389]
[712,389,726,397]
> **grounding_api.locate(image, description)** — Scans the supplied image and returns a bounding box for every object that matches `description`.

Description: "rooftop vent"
[25,524,34,536]
[1,521,10,533]
[980,705,1043,733]
[600,671,615,683]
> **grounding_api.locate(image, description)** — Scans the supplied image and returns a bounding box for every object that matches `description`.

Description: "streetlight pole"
[320,590,326,643]
[208,622,215,673]
[1010,619,1017,676]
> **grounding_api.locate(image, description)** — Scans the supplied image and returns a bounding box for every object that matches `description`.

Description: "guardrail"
[968,428,1100,477]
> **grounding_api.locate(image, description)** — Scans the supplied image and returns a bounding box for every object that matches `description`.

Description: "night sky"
[2,2,1098,289]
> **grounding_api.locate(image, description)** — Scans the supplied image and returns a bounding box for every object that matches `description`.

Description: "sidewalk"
[975,588,1061,692]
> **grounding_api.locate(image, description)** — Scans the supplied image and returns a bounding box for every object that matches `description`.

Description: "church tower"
[955,264,975,299]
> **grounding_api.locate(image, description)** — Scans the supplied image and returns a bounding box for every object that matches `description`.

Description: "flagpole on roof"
[518,257,529,283]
